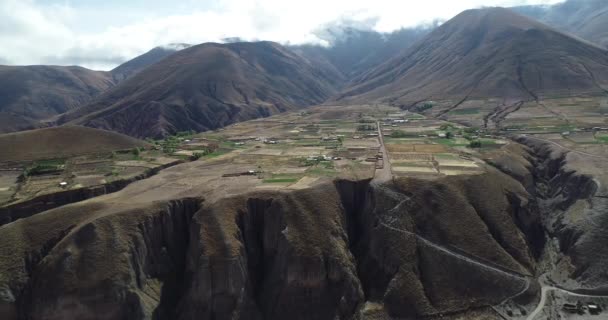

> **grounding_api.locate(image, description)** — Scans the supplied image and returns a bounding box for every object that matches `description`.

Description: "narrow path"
[379,220,530,281]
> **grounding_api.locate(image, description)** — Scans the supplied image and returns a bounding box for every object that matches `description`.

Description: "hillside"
[0,126,147,162]
[337,7,608,105]
[0,65,115,131]
[515,0,608,49]
[111,44,190,81]
[61,41,343,138]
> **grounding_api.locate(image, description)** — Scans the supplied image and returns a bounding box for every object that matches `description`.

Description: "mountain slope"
[515,0,608,49]
[0,66,115,132]
[61,41,342,138]
[291,27,432,79]
[337,7,608,105]
[110,44,190,81]
[0,126,147,162]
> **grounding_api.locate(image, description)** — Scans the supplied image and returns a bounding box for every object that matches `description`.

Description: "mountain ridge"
[60,41,343,138]
[336,7,608,105]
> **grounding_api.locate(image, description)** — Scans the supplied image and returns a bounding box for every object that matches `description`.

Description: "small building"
[438,133,447,138]
[59,182,68,187]
[562,303,581,313]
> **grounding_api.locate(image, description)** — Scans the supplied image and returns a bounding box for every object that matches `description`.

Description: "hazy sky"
[0,0,563,70]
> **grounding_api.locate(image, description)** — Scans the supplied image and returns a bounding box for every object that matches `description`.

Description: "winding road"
[373,120,541,312]
[526,279,608,320]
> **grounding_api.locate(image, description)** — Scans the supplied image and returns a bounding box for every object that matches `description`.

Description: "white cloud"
[0,0,564,70]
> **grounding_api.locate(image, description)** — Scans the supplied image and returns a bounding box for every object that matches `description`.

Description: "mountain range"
[515,0,608,49]
[58,42,343,138]
[336,7,608,105]
[0,2,607,138]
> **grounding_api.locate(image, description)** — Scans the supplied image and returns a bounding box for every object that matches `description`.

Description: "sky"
[0,0,564,70]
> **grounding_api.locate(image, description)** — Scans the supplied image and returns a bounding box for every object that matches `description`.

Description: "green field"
[434,138,470,147]
[263,178,300,183]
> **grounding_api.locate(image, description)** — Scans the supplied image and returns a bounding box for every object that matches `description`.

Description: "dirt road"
[374,121,393,183]
[526,280,608,320]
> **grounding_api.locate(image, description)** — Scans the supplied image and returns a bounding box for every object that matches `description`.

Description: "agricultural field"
[0,135,204,207]
[8,99,602,207]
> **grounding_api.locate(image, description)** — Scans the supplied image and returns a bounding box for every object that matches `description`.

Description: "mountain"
[291,26,432,79]
[0,126,147,162]
[514,0,608,49]
[0,65,115,133]
[337,7,608,105]
[60,41,343,138]
[111,43,191,81]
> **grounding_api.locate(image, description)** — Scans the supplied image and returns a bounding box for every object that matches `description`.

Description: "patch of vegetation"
[357,124,377,131]
[415,102,434,112]
[175,130,195,138]
[469,140,482,148]
[131,147,141,160]
[22,158,66,177]
[435,138,469,147]
[358,119,375,124]
[262,178,300,183]
[307,167,338,177]
[262,173,302,184]
[391,130,409,138]
[201,149,230,159]
[596,136,608,143]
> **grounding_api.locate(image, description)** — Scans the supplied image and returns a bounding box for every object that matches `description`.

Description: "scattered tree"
[469,140,482,148]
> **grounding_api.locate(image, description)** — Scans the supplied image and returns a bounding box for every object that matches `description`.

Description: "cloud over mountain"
[0,0,563,70]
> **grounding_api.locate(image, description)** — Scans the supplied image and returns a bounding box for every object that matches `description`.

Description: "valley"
[1,2,608,320]
[1,93,608,319]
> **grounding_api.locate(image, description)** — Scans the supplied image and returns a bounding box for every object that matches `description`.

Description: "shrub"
[391,130,408,138]
[469,140,482,148]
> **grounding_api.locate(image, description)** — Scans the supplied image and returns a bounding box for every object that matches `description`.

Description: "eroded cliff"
[0,139,604,319]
